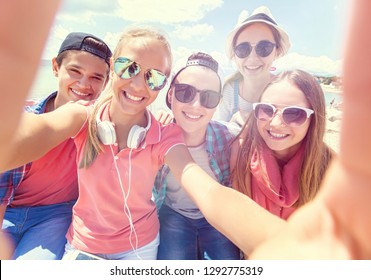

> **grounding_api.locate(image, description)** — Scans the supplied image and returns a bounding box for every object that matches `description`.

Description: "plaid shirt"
[0,92,57,205]
[153,120,240,210]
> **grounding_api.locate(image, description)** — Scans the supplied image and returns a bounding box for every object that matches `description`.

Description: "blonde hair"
[79,26,172,168]
[232,70,333,206]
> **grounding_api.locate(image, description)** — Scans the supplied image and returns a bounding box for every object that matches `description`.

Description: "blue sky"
[41,0,349,76]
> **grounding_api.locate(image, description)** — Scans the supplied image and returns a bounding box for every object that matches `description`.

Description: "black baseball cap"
[58,32,112,66]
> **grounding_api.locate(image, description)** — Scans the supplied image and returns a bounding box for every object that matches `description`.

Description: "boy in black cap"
[52,32,112,108]
[0,32,111,260]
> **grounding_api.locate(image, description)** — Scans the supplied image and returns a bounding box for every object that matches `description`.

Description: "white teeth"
[71,89,89,96]
[184,112,201,119]
[246,65,260,70]
[126,92,143,101]
[269,130,287,138]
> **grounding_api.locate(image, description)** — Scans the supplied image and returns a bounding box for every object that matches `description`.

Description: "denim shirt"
[152,120,240,210]
[0,92,57,205]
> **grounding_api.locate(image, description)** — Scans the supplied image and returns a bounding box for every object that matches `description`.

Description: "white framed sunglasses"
[253,102,314,127]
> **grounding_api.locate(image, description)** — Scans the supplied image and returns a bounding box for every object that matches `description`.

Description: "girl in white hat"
[215,6,290,127]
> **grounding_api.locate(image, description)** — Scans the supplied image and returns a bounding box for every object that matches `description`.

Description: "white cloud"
[56,11,98,26]
[58,0,114,14]
[274,53,343,76]
[102,32,122,54]
[56,0,118,26]
[41,25,73,59]
[116,0,223,24]
[171,24,214,41]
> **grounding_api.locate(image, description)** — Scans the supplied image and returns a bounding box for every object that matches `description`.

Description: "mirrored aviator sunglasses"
[174,83,221,109]
[253,103,314,127]
[113,57,167,91]
[234,40,276,58]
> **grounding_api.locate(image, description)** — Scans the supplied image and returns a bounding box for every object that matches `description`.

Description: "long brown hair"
[79,26,172,168]
[232,69,333,206]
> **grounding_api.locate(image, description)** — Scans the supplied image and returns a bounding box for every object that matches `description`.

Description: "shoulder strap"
[233,79,239,114]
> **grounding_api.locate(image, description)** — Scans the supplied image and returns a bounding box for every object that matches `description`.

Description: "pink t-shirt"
[66,109,184,254]
[11,138,78,206]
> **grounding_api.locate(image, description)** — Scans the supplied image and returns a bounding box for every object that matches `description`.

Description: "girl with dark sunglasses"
[231,70,333,229]
[214,6,290,127]
[153,52,240,260]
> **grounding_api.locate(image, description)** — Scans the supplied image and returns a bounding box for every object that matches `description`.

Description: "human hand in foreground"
[0,0,61,161]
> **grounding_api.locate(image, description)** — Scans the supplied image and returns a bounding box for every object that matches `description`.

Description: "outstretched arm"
[165,145,285,256]
[0,103,87,172]
[0,0,61,162]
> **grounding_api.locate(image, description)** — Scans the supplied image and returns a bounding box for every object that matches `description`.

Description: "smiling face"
[52,50,109,107]
[168,66,220,145]
[110,37,171,119]
[257,79,312,162]
[234,23,277,78]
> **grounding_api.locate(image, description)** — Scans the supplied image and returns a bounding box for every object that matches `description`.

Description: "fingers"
[155,110,174,125]
[340,0,371,178]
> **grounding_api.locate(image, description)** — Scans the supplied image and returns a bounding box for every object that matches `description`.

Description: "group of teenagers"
[0,2,368,260]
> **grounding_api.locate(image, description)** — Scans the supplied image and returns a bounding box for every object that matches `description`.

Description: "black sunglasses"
[113,57,167,91]
[253,102,314,127]
[234,40,276,58]
[173,83,221,109]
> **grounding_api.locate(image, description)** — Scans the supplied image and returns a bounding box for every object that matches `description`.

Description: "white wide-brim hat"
[225,6,291,59]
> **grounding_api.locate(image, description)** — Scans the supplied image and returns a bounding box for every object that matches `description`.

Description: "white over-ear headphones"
[96,103,150,149]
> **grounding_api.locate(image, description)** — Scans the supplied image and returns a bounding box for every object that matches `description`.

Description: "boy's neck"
[183,127,207,147]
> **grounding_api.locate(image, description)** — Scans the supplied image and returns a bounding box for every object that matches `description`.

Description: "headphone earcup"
[127,125,147,149]
[97,121,116,145]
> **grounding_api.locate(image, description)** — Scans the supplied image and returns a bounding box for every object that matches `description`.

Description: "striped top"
[213,79,254,122]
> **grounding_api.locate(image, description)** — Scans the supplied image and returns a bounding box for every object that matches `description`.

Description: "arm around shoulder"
[0,103,88,172]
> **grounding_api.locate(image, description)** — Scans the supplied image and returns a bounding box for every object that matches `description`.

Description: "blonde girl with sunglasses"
[1,26,185,260]
[231,69,334,223]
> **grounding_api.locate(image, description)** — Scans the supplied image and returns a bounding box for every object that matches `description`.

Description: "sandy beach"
[321,84,342,95]
[322,84,342,153]
[325,107,342,153]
